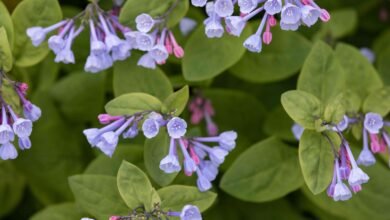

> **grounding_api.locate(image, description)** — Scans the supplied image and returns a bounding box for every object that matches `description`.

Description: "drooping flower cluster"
[188,94,218,136]
[191,0,330,53]
[26,2,185,72]
[291,112,390,201]
[0,78,41,160]
[83,110,237,192]
[160,116,237,191]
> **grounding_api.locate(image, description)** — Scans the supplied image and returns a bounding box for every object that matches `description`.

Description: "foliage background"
[0,0,390,219]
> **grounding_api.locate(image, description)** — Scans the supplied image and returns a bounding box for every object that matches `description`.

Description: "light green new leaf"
[12,0,62,67]
[377,46,390,85]
[183,26,251,81]
[335,43,383,98]
[117,161,161,211]
[0,27,13,71]
[281,90,322,130]
[323,93,346,124]
[0,1,14,47]
[158,185,217,212]
[119,0,188,28]
[105,93,163,116]
[221,137,303,202]
[69,175,129,220]
[230,28,311,83]
[163,85,189,116]
[144,132,178,186]
[113,56,173,100]
[30,203,86,220]
[363,87,390,116]
[299,130,339,194]
[297,41,346,104]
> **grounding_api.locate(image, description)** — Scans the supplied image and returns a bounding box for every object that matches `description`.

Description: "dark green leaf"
[144,131,178,186]
[230,28,311,83]
[113,56,173,100]
[221,137,304,202]
[183,26,251,81]
[69,175,129,220]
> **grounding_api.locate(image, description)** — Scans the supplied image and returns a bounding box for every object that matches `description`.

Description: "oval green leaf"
[158,185,217,212]
[117,161,161,211]
[220,137,304,202]
[183,26,251,81]
[230,28,311,83]
[105,93,163,116]
[113,56,173,100]
[69,175,129,220]
[163,85,189,116]
[363,87,390,116]
[12,0,62,67]
[281,90,322,130]
[299,130,338,194]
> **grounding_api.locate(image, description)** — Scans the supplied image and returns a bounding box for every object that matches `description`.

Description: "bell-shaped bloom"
[364,112,384,134]
[167,117,187,139]
[135,13,155,33]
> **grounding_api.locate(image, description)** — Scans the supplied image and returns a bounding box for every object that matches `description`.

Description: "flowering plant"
[0,0,389,220]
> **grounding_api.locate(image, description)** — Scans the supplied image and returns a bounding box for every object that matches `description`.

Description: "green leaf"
[203,89,266,169]
[84,144,144,177]
[302,146,390,220]
[299,130,339,194]
[69,175,129,220]
[117,161,161,211]
[335,43,383,98]
[0,27,13,71]
[220,137,304,202]
[314,9,357,40]
[0,162,25,218]
[12,0,62,67]
[50,71,106,122]
[113,56,173,100]
[30,203,86,220]
[0,1,14,47]
[230,28,311,83]
[323,93,346,124]
[105,93,163,116]
[163,85,189,116]
[297,41,346,104]
[119,0,188,28]
[13,92,88,205]
[144,131,178,186]
[377,46,390,85]
[363,87,390,116]
[263,106,295,141]
[183,26,251,81]
[158,185,217,212]
[281,90,322,130]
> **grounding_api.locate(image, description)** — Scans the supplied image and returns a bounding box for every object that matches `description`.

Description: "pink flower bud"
[268,16,277,27]
[320,9,331,22]
[352,185,362,193]
[109,216,120,220]
[174,45,185,58]
[18,83,29,93]
[207,121,219,136]
[263,31,273,45]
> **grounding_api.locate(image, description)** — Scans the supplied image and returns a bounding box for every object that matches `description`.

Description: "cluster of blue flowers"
[83,111,237,192]
[191,0,330,52]
[0,78,41,160]
[292,112,390,201]
[26,2,186,72]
